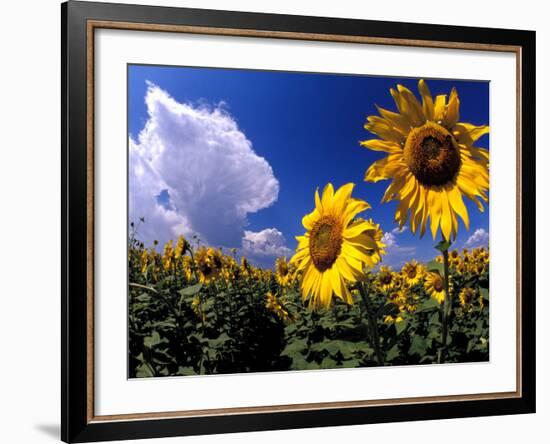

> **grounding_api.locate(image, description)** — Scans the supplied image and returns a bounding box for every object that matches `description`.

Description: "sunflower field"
[128,230,489,377]
[128,79,490,377]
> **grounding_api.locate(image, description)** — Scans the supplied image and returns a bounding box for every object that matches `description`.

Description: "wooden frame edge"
[84,18,524,425]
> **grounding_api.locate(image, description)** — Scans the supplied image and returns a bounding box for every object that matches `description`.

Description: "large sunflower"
[291,183,385,310]
[361,79,489,241]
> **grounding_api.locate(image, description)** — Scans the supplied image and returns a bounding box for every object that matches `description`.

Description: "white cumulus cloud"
[129,82,280,249]
[381,231,417,267]
[382,231,398,247]
[242,228,293,259]
[391,225,408,234]
[465,228,489,248]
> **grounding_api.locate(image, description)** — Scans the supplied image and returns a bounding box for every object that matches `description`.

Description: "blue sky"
[128,65,489,268]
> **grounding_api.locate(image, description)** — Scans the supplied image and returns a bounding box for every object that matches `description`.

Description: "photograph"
[127,65,490,377]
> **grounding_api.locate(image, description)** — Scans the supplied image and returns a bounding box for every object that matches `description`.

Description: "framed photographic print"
[61,1,536,442]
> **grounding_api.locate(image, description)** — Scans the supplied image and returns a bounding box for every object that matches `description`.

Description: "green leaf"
[435,240,451,252]
[426,260,444,274]
[479,287,489,302]
[395,319,408,335]
[177,366,197,376]
[143,331,166,349]
[179,283,203,296]
[385,344,400,362]
[135,292,151,302]
[429,311,441,325]
[320,356,337,369]
[208,333,232,348]
[135,362,154,378]
[417,298,441,312]
[377,303,400,318]
[339,358,362,368]
[288,353,309,370]
[281,338,308,357]
[408,336,428,356]
[323,340,355,358]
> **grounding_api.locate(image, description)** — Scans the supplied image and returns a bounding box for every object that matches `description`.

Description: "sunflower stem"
[438,243,451,364]
[357,282,384,366]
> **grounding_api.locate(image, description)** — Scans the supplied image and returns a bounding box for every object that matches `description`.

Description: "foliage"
[128,227,489,377]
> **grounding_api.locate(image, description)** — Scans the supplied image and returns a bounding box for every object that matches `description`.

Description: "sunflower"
[275,257,294,287]
[291,183,385,310]
[182,255,194,281]
[459,287,477,311]
[162,240,174,271]
[265,291,290,322]
[240,257,253,278]
[424,272,446,304]
[174,234,189,259]
[384,289,418,323]
[384,313,404,324]
[376,266,399,292]
[401,260,425,286]
[361,79,489,241]
[221,255,238,281]
[140,249,148,274]
[195,247,223,284]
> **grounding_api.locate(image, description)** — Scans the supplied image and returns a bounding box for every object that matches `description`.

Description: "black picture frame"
[62,1,536,442]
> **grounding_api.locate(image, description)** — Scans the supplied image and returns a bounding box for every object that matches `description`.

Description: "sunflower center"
[462,289,475,304]
[309,215,343,272]
[407,268,417,279]
[381,273,393,285]
[404,122,461,186]
[278,262,289,276]
[200,262,212,276]
[433,275,444,292]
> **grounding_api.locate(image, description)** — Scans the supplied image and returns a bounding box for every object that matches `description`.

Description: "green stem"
[438,244,452,364]
[356,282,384,366]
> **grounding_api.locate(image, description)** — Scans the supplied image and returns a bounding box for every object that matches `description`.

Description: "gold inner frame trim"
[86,19,523,424]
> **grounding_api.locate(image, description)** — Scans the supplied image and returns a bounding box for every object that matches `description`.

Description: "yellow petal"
[390,87,405,114]
[443,87,460,128]
[301,266,317,298]
[321,183,335,212]
[382,173,408,202]
[447,185,470,230]
[397,84,425,126]
[433,94,447,122]
[329,266,344,298]
[418,79,434,121]
[364,154,406,183]
[440,191,452,241]
[341,242,369,263]
[314,188,322,212]
[365,116,405,144]
[302,208,319,230]
[360,139,402,154]
[453,123,490,145]
[320,272,333,308]
[342,198,370,226]
[335,256,359,282]
[429,190,442,239]
[332,183,355,215]
[342,220,371,238]
[375,105,411,135]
